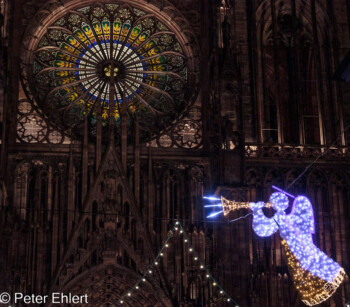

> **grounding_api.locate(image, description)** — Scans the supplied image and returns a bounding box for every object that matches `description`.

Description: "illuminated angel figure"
[220,192,346,306]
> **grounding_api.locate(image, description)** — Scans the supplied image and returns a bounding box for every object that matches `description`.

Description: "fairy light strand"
[177,222,237,305]
[116,221,239,305]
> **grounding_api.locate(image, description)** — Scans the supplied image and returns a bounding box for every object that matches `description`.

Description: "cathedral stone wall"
[0,1,349,306]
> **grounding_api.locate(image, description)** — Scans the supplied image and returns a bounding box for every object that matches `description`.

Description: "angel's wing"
[289,196,315,234]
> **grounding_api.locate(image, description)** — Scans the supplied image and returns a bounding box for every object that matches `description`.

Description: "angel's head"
[269,192,289,211]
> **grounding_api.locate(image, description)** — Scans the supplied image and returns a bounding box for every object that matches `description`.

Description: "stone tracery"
[20,1,200,142]
[0,0,349,306]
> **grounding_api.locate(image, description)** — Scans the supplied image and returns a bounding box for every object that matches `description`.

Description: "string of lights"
[116,221,238,306]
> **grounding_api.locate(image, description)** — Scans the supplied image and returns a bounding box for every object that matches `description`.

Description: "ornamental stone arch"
[58,263,170,306]
[254,0,335,144]
[255,0,332,47]
[329,170,350,187]
[307,169,329,188]
[284,168,307,194]
[263,167,284,188]
[306,169,329,206]
[246,167,264,202]
[246,167,263,187]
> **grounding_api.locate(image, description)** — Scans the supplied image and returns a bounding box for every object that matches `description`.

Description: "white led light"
[142,278,146,282]
[206,274,209,278]
[220,290,223,294]
[189,248,193,252]
[250,192,346,305]
[155,262,158,265]
[136,286,139,289]
[128,293,131,296]
[148,270,152,274]
[207,210,223,218]
[203,196,221,201]
[160,253,163,256]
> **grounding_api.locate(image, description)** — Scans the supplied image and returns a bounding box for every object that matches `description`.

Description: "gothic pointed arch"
[49,144,171,302]
[59,263,170,306]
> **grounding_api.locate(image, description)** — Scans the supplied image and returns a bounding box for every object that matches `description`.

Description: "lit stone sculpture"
[219,192,346,306]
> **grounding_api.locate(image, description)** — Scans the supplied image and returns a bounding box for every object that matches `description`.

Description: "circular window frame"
[20,0,200,143]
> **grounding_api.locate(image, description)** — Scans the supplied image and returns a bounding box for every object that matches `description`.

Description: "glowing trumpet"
[204,186,289,218]
[221,197,273,216]
[218,186,293,216]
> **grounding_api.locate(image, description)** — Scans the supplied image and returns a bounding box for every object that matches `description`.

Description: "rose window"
[22,2,199,141]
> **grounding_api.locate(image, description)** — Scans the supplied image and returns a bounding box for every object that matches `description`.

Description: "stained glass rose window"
[22,2,199,141]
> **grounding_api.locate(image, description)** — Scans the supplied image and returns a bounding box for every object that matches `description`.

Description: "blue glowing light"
[204,204,223,208]
[206,211,223,218]
[203,196,221,201]
[271,185,295,198]
[250,192,345,305]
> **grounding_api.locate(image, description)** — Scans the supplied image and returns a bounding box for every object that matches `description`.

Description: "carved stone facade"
[0,0,349,306]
